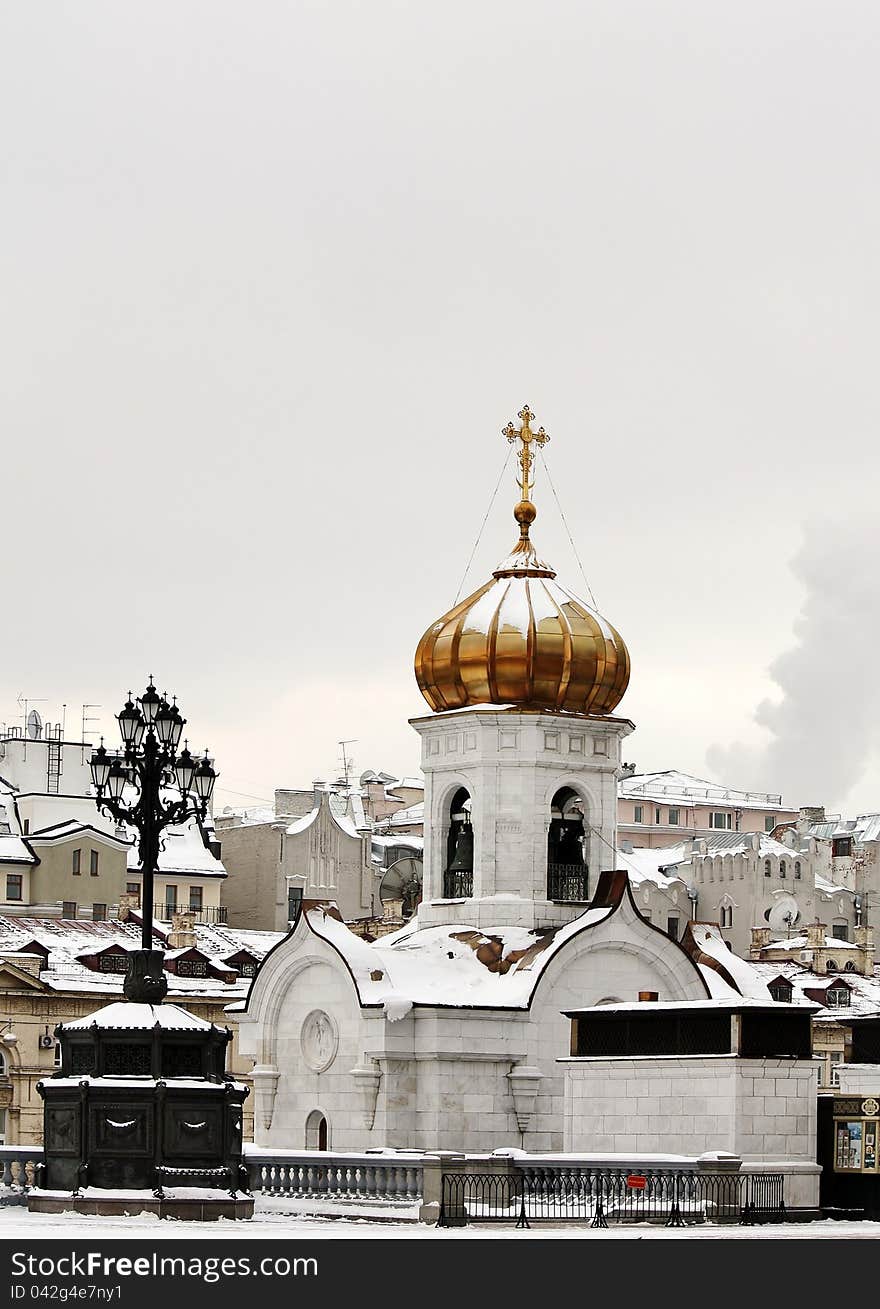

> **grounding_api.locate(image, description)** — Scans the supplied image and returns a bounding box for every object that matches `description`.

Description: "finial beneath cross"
[502,404,549,506]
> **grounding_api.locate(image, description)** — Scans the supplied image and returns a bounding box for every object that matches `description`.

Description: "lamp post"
[89,678,217,1002]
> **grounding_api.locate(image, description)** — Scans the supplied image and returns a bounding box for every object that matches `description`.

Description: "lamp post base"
[123,950,169,1003]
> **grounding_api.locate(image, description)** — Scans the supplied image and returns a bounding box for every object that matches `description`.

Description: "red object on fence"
[626,1175,647,1190]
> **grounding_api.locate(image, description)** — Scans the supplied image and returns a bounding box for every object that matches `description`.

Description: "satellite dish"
[26,710,42,740]
[768,895,801,935]
[379,857,423,919]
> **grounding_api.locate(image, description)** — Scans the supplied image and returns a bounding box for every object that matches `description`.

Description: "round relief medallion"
[301,1009,338,1073]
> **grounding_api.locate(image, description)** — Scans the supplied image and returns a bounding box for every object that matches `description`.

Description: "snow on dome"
[63,1002,213,1031]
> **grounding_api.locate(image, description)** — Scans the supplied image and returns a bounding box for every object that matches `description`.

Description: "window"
[22,819,29,835]
[177,958,208,978]
[709,812,732,830]
[188,886,203,912]
[100,953,129,973]
[794,861,802,880]
[666,916,679,941]
[826,985,850,1008]
[668,808,680,826]
[72,849,81,875]
[5,874,22,902]
[164,886,178,914]
[720,905,733,929]
[769,981,793,1003]
[825,960,839,974]
[642,909,652,922]
[765,816,776,833]
[833,924,849,941]
[126,882,140,904]
[91,903,106,922]
[54,1042,62,1068]
[779,861,786,879]
[633,806,644,824]
[764,860,771,878]
[62,901,77,919]
[833,838,853,858]
[90,850,99,876]
[0,1051,7,1076]
[238,961,257,978]
[0,1108,6,1145]
[288,885,303,923]
[655,808,662,825]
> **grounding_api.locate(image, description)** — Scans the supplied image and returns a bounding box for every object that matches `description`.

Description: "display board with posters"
[833,1098,880,1174]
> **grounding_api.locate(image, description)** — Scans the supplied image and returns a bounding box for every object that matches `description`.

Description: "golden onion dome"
[414,406,630,716]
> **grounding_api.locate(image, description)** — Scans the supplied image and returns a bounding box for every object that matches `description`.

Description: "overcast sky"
[2,2,879,816]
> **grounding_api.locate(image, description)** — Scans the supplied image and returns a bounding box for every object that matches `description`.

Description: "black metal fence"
[439,1167,785,1228]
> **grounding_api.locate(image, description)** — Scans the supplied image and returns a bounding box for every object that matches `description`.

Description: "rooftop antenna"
[17,695,47,762]
[338,740,358,789]
[81,705,102,760]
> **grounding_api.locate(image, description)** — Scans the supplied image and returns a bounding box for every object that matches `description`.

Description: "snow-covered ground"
[1,1206,878,1239]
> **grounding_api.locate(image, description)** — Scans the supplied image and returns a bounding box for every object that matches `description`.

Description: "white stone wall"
[562,1056,818,1161]
[412,706,633,931]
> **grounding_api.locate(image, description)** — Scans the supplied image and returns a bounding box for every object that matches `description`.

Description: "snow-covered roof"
[618,845,690,887]
[618,770,791,811]
[303,904,617,1012]
[684,924,774,1000]
[64,1001,211,1031]
[0,835,35,865]
[0,915,283,1000]
[124,818,224,878]
[750,960,880,1019]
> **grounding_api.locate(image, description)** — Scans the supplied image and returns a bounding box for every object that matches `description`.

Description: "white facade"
[237,878,719,1154]
[413,705,633,931]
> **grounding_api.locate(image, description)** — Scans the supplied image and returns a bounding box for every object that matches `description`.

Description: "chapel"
[236,406,770,1154]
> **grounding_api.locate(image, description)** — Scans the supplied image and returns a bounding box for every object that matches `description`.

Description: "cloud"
[707,518,879,810]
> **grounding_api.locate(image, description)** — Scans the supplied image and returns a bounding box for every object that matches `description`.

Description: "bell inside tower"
[547,787,589,903]
[445,787,473,899]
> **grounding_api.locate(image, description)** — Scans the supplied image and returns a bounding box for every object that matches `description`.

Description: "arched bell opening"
[547,786,588,902]
[444,787,473,899]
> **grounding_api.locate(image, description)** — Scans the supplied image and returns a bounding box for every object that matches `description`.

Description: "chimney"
[750,926,772,958]
[805,920,826,951]
[167,910,197,951]
[117,891,139,923]
[800,806,826,823]
[855,924,875,971]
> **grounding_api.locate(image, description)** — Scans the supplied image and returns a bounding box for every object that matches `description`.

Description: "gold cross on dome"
[502,405,549,503]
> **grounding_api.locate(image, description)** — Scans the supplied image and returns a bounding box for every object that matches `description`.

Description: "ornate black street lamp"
[89,678,217,1003]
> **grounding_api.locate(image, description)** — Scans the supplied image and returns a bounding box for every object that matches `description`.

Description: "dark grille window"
[103,1043,151,1075]
[576,1011,731,1057]
[740,1011,811,1058]
[161,1044,202,1077]
[769,982,794,1003]
[238,961,256,977]
[99,953,129,973]
[70,1045,96,1074]
[177,958,207,977]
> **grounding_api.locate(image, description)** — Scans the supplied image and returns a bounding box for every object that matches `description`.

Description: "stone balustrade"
[244,1147,426,1206]
[0,1146,43,1203]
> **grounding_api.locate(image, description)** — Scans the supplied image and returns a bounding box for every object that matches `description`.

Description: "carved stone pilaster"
[351,1062,382,1130]
[251,1064,280,1132]
[508,1064,542,1132]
